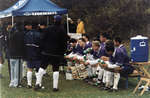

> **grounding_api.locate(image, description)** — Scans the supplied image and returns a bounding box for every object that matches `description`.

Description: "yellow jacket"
[76,21,86,34]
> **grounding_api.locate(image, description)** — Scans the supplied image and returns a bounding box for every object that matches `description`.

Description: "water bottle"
[98,59,105,64]
[83,48,92,54]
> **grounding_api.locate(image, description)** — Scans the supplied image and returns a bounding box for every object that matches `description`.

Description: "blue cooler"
[130,35,149,62]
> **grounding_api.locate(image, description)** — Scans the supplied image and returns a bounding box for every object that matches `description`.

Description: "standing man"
[34,15,68,92]
[76,19,86,34]
[6,23,26,87]
[24,22,42,88]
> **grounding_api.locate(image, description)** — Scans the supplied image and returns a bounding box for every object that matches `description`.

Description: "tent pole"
[66,14,69,33]
[47,16,49,26]
[12,16,14,26]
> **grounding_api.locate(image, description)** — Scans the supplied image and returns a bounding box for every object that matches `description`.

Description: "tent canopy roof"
[0,0,67,18]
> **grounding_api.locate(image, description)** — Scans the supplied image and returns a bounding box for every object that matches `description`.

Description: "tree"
[0,0,150,39]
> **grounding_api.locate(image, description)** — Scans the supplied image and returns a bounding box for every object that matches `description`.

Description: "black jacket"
[24,29,42,61]
[6,27,26,59]
[41,24,68,56]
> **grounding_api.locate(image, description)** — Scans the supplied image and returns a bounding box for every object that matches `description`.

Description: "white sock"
[60,66,64,71]
[103,70,106,83]
[87,66,92,77]
[27,71,32,86]
[53,72,59,89]
[113,73,120,90]
[22,62,27,77]
[0,64,2,74]
[106,71,113,87]
[36,68,46,86]
[98,68,104,80]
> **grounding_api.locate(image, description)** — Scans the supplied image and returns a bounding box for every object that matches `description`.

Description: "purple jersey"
[76,44,87,56]
[85,41,92,49]
[109,48,130,66]
[119,44,128,56]
[90,48,102,59]
[67,44,78,54]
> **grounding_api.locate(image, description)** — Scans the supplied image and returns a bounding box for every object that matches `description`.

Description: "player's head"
[39,22,47,29]
[82,34,90,42]
[69,38,77,47]
[92,41,100,51]
[54,15,62,24]
[105,40,115,56]
[77,18,81,24]
[100,32,110,43]
[114,37,122,47]
[24,21,32,30]
[78,38,86,48]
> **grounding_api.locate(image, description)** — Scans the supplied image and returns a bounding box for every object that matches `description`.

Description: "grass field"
[1,62,150,98]
[1,43,150,98]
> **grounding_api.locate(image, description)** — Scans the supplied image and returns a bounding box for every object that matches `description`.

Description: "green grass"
[1,62,150,98]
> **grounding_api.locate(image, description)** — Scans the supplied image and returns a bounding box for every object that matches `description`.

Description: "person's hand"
[100,63,108,68]
[72,56,77,61]
[65,55,69,59]
[84,62,90,66]
[101,56,109,61]
[114,67,121,73]
[78,58,83,61]
[67,66,72,70]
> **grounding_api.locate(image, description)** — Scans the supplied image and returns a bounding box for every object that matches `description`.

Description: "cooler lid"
[131,35,148,40]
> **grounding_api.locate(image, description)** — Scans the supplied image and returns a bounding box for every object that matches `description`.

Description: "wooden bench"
[130,61,150,96]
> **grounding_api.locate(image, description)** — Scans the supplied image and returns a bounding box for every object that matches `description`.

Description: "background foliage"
[0,0,150,39]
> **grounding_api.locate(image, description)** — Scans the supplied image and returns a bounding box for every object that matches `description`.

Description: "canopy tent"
[0,0,69,33]
[0,0,67,18]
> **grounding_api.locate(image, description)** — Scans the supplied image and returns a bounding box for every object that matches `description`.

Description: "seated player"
[76,38,88,56]
[113,37,127,54]
[82,34,92,48]
[84,41,105,85]
[65,38,78,66]
[100,41,137,92]
[65,38,87,62]
[100,32,110,49]
[99,32,110,88]
[67,38,78,54]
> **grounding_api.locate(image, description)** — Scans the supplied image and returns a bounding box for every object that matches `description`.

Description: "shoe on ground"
[108,88,118,92]
[27,85,32,89]
[34,84,45,90]
[34,84,41,91]
[53,88,59,92]
[9,83,14,88]
[103,87,111,90]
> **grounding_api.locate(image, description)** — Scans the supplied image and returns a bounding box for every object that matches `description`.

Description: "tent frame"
[11,14,69,33]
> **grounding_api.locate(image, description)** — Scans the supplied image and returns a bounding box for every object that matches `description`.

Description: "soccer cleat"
[27,85,32,89]
[34,84,41,91]
[108,88,118,92]
[34,84,45,90]
[103,87,111,90]
[53,88,59,92]
[9,83,14,88]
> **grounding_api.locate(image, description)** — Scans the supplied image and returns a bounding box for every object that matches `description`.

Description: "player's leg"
[52,65,60,92]
[34,56,49,90]
[26,61,34,88]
